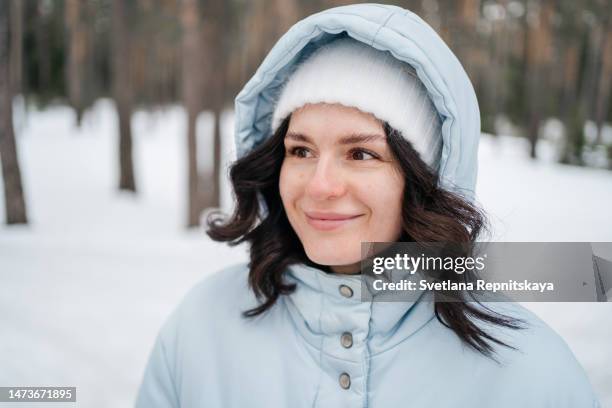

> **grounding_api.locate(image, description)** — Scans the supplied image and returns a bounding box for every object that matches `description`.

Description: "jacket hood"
[234,3,481,198]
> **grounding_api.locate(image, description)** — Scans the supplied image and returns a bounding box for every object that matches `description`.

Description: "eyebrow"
[285,132,385,145]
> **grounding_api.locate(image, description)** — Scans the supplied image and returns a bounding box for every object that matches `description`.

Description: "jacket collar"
[283,262,436,357]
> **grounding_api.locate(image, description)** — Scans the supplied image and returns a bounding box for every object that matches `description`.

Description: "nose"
[305,155,347,200]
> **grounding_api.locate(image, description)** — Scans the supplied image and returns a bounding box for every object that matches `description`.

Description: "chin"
[303,241,362,267]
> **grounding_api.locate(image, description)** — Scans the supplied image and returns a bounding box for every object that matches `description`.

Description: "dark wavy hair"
[207,116,523,357]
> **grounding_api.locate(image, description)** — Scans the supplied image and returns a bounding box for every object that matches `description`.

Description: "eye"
[349,148,378,161]
[288,146,312,158]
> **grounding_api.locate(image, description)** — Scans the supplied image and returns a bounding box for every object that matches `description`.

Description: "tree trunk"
[214,109,221,209]
[65,0,86,125]
[524,0,554,159]
[181,0,203,227]
[111,0,136,192]
[200,0,231,212]
[9,0,21,95]
[595,16,612,144]
[558,39,583,165]
[0,1,27,224]
[526,57,543,159]
[35,2,51,94]
[201,109,221,211]
[560,41,579,121]
[580,13,608,129]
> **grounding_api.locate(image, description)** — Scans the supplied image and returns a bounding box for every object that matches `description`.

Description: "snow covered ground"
[0,100,610,407]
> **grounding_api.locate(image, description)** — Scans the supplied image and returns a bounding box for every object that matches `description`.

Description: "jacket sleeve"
[135,333,180,408]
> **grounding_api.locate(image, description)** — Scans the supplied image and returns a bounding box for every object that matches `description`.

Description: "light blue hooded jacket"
[135,4,600,407]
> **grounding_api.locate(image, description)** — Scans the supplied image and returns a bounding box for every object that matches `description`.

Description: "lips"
[304,211,363,231]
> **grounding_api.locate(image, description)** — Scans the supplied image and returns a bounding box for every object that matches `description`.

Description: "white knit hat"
[271,37,442,169]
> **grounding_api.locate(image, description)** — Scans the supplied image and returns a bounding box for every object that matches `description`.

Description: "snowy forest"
[0,1,611,408]
[1,0,612,227]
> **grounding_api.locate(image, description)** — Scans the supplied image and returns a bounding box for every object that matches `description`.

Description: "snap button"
[339,372,351,389]
[340,332,353,348]
[338,284,353,298]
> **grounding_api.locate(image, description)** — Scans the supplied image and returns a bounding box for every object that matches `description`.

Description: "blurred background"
[0,1,611,407]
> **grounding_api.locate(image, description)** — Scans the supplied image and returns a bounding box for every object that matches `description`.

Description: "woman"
[136,4,599,407]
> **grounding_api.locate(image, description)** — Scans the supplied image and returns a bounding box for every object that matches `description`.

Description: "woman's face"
[279,103,405,274]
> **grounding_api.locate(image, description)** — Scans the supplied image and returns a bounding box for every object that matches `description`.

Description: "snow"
[0,100,610,407]
[476,134,612,407]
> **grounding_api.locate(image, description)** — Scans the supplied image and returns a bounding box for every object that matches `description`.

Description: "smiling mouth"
[304,212,364,231]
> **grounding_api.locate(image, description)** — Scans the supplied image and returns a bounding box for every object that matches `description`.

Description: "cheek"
[387,175,405,219]
[360,172,404,227]
[279,163,304,208]
[279,164,292,206]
